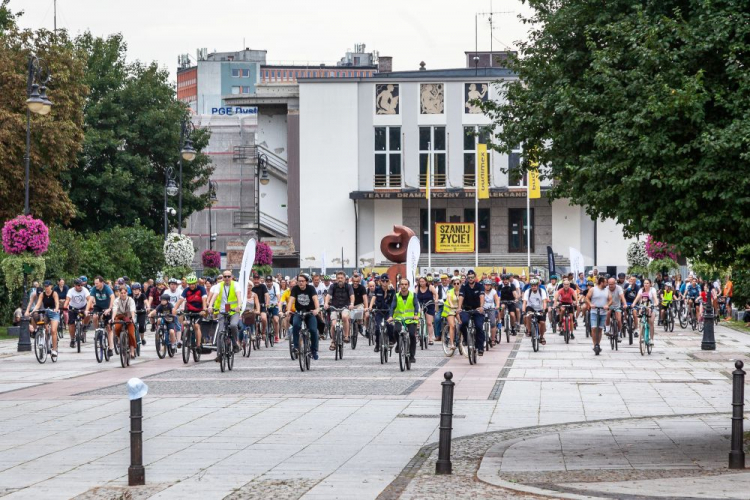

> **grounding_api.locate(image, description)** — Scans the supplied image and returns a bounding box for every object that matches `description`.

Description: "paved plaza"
[0,321,747,499]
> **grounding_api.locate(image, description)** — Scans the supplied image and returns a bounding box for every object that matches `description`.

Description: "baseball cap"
[380,274,389,280]
[467,270,476,276]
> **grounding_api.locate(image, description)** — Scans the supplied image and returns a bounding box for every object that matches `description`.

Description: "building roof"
[299,66,516,83]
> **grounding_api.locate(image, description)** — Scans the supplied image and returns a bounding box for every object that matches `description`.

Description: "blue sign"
[210,106,258,116]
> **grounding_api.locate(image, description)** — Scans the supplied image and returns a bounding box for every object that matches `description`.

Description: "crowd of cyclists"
[17,266,741,364]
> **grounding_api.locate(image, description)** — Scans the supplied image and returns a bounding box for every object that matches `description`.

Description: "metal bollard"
[701,302,716,351]
[435,371,455,475]
[127,378,148,486]
[729,360,745,470]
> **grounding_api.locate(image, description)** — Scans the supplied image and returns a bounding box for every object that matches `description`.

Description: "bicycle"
[500,301,515,343]
[584,305,592,338]
[112,319,131,368]
[69,308,86,353]
[134,309,147,358]
[417,301,434,350]
[281,313,297,360]
[623,305,635,345]
[527,309,545,353]
[182,312,203,364]
[392,317,412,372]
[548,306,557,335]
[92,311,110,363]
[462,308,479,365]
[253,314,263,351]
[688,299,699,330]
[297,312,314,372]
[32,311,57,364]
[57,315,65,341]
[215,311,235,372]
[606,307,620,351]
[637,305,654,355]
[676,298,688,329]
[265,312,275,348]
[329,307,347,361]
[372,309,391,365]
[241,319,253,358]
[440,316,459,357]
[558,304,574,344]
[154,313,176,359]
[350,307,364,350]
[662,302,675,333]
[483,309,496,350]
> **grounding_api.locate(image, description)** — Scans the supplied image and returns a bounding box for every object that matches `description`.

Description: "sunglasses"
[223,275,232,279]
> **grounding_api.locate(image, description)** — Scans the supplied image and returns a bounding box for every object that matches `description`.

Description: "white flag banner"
[569,247,584,278]
[406,236,421,288]
[321,250,327,276]
[239,238,256,313]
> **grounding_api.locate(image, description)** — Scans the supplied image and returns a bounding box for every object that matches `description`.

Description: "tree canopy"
[481,0,750,267]
[66,33,213,233]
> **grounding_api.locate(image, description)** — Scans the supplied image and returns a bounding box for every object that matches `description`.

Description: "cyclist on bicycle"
[522,278,548,345]
[633,279,658,345]
[482,279,500,343]
[266,276,282,342]
[685,277,701,317]
[288,273,320,360]
[658,281,675,325]
[149,295,178,347]
[606,277,626,342]
[585,276,611,355]
[280,277,296,336]
[212,270,243,361]
[368,274,395,352]
[64,278,90,349]
[174,275,207,348]
[497,274,519,335]
[416,276,438,345]
[325,271,354,349]
[86,276,115,357]
[350,272,368,339]
[251,274,270,343]
[111,285,137,359]
[388,278,419,364]
[458,270,486,356]
[553,279,577,339]
[131,283,148,346]
[441,277,461,351]
[34,280,61,356]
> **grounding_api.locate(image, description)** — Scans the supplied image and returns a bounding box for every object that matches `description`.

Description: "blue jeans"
[459,310,484,350]
[434,305,443,338]
[590,310,607,329]
[373,311,393,345]
[292,313,319,353]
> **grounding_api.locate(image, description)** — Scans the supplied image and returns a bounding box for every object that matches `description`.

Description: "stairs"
[376,253,569,270]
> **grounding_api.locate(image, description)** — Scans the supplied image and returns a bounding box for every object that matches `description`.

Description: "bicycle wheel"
[57,321,64,340]
[613,322,619,351]
[442,323,453,356]
[254,330,261,350]
[351,323,358,350]
[467,328,475,365]
[102,331,111,361]
[679,308,688,329]
[398,334,406,372]
[35,329,47,364]
[75,324,81,353]
[269,327,275,347]
[405,334,411,371]
[335,326,342,361]
[532,323,539,353]
[226,335,234,371]
[264,326,270,348]
[669,313,675,332]
[639,323,645,355]
[155,329,165,359]
[304,336,311,370]
[216,334,225,372]
[119,334,128,368]
[193,338,201,362]
[418,318,425,350]
[627,313,634,345]
[182,327,191,364]
[95,330,104,363]
[505,314,511,343]
[298,332,306,372]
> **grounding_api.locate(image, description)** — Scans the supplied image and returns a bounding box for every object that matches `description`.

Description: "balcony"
[374,174,403,189]
[419,173,447,188]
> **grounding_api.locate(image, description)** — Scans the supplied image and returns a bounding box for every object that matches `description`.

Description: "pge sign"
[211,106,258,116]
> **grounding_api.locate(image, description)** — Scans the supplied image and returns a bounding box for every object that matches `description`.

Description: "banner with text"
[435,223,475,253]
[569,247,584,277]
[477,144,490,199]
[529,167,541,199]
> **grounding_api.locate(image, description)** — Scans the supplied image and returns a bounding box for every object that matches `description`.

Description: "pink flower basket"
[202,250,221,269]
[645,235,678,261]
[254,242,273,266]
[2,215,49,256]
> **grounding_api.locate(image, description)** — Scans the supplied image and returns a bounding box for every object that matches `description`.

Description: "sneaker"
[409,356,416,363]
[214,355,221,362]
[176,340,183,348]
[616,337,622,343]
[594,344,601,355]
[150,324,156,332]
[374,344,380,352]
[634,332,639,338]
[395,343,401,353]
[478,350,484,356]
[312,351,319,361]
[51,349,58,357]
[142,338,147,345]
[107,349,113,357]
[232,345,240,353]
[570,333,575,339]
[70,340,75,348]
[559,331,564,336]
[275,336,280,342]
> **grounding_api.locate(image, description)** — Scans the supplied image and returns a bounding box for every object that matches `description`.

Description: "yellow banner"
[528,164,541,199]
[435,223,475,253]
[477,143,489,199]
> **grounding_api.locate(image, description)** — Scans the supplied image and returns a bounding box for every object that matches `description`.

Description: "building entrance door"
[509,208,534,253]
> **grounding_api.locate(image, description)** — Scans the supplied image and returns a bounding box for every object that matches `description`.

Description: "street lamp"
[178,118,196,234]
[164,167,178,240]
[257,153,270,242]
[207,180,218,250]
[24,54,53,216]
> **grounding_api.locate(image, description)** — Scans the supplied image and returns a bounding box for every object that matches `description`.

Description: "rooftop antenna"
[477,0,514,67]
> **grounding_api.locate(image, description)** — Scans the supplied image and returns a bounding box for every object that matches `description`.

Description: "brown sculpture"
[380,225,416,281]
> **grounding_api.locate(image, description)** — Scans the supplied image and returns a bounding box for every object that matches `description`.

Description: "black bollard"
[435,371,455,475]
[729,360,745,469]
[128,397,145,485]
[701,300,716,351]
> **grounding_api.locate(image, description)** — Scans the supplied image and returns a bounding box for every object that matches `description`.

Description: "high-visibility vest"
[213,282,239,315]
[442,288,458,317]
[394,292,417,324]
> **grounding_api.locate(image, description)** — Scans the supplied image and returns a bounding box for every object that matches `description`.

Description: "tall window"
[374,127,402,188]
[508,144,526,186]
[463,126,491,187]
[419,127,446,187]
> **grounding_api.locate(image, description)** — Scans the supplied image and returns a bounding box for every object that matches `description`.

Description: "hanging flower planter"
[1,215,49,293]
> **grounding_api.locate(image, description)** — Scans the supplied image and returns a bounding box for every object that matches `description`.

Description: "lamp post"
[24,54,53,215]
[164,167,178,240]
[207,180,218,250]
[256,153,270,243]
[178,118,196,234]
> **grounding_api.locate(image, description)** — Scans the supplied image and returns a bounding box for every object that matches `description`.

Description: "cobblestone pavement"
[0,320,747,499]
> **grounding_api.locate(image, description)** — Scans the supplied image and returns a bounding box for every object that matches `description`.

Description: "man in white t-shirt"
[64,278,91,348]
[161,279,184,344]
[312,274,328,335]
[522,278,549,344]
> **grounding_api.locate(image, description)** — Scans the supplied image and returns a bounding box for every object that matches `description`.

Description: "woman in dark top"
[34,280,60,354]
[416,277,438,345]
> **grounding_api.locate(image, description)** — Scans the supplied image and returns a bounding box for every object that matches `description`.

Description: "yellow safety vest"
[442,288,458,317]
[394,292,417,324]
[661,290,673,306]
[213,282,239,315]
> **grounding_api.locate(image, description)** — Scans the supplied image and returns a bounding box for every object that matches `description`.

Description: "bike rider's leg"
[459,311,470,345]
[229,314,241,351]
[260,312,268,338]
[194,321,202,346]
[272,310,280,340]
[408,323,417,361]
[447,314,456,347]
[291,313,302,351]
[524,309,532,336]
[307,314,319,356]
[475,312,485,352]
[49,316,59,351]
[434,305,443,340]
[128,322,137,357]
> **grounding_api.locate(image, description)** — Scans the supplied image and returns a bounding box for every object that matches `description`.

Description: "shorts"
[92,306,111,323]
[590,310,607,328]
[525,306,545,322]
[268,306,279,317]
[558,303,576,313]
[484,309,498,328]
[421,304,436,316]
[500,302,517,313]
[329,309,350,322]
[259,304,267,314]
[67,308,86,325]
[45,310,60,321]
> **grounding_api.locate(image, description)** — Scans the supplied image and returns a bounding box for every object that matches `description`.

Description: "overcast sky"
[16,0,533,80]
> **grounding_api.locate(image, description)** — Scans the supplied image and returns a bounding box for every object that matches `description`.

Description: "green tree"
[67,33,212,234]
[481,0,750,267]
[0,22,87,222]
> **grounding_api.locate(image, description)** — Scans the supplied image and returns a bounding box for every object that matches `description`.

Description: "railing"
[233,144,287,178]
[232,210,288,237]
[463,174,476,187]
[419,173,447,188]
[233,145,256,164]
[257,145,288,176]
[374,174,403,188]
